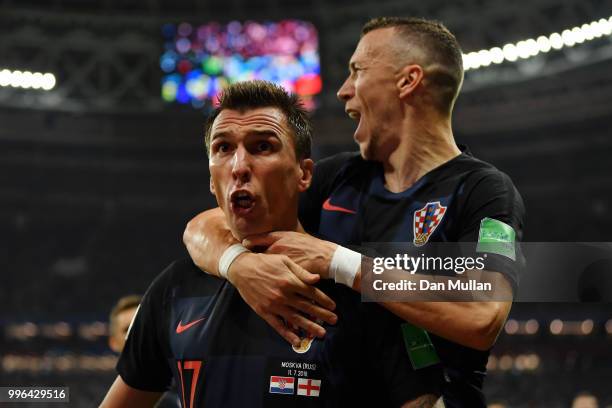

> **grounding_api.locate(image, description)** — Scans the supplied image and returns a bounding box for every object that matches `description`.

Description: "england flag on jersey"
[297,378,321,397]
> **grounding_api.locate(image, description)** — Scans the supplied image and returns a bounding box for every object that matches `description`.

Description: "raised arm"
[183,208,338,346]
[100,376,161,408]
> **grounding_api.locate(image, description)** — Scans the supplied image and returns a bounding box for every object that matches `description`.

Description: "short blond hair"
[109,294,141,336]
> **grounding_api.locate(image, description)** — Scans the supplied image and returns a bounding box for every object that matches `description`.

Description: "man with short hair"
[108,295,141,354]
[101,80,442,408]
[572,392,599,408]
[184,17,525,407]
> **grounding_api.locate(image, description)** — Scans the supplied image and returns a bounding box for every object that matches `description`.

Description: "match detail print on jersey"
[413,201,447,246]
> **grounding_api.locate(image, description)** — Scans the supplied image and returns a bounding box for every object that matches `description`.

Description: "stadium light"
[464,15,612,71]
[0,68,56,91]
[549,319,563,335]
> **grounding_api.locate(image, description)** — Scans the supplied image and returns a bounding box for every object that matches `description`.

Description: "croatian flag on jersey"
[269,376,295,394]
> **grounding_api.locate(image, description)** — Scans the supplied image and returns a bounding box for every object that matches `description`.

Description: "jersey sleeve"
[458,169,526,292]
[116,264,175,392]
[362,303,443,405]
[299,152,359,234]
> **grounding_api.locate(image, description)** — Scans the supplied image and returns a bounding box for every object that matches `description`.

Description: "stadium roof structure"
[0,0,611,134]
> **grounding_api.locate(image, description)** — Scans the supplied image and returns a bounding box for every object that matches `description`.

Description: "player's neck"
[234,217,303,242]
[382,114,460,193]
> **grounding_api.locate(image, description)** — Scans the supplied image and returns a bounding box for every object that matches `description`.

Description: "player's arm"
[183,208,338,346]
[389,300,511,351]
[100,376,161,408]
[244,231,511,350]
[244,170,524,351]
[183,207,239,277]
[358,277,512,351]
[354,258,514,351]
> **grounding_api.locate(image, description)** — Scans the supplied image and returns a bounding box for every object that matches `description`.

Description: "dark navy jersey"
[117,258,442,407]
[298,149,525,408]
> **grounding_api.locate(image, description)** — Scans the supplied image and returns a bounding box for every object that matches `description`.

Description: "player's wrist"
[328,245,361,288]
[219,243,250,281]
[318,239,339,279]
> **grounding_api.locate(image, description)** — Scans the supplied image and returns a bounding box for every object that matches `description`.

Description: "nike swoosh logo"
[176,317,206,334]
[322,198,356,214]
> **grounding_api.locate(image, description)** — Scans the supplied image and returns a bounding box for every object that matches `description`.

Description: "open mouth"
[346,108,364,141]
[346,109,361,121]
[230,190,256,214]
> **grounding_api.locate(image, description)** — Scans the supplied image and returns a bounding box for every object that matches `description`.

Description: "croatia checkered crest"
[413,201,447,246]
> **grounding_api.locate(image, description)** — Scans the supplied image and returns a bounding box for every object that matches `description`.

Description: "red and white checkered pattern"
[413,202,447,245]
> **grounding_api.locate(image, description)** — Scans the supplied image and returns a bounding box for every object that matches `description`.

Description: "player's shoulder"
[453,152,525,218]
[316,151,370,172]
[454,151,518,191]
[315,151,374,181]
[152,258,223,293]
[316,151,361,165]
[164,257,204,275]
[139,258,225,318]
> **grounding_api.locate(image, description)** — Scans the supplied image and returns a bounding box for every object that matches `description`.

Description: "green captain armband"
[401,323,440,369]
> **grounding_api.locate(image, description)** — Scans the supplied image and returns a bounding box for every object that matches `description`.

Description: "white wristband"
[219,244,250,280]
[329,245,361,288]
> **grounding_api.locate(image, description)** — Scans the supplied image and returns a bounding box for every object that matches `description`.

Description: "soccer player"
[183,17,525,407]
[107,295,183,408]
[101,81,442,408]
[108,295,141,354]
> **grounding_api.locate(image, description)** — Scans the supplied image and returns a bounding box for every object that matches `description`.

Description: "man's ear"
[297,158,314,193]
[396,64,424,99]
[209,177,215,195]
[108,336,120,353]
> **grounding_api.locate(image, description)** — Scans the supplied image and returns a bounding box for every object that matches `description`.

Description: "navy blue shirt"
[117,259,442,407]
[298,150,525,408]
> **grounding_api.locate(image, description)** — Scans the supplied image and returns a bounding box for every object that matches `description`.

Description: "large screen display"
[161,20,321,110]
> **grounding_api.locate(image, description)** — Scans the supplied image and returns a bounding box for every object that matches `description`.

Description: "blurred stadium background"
[1,0,611,406]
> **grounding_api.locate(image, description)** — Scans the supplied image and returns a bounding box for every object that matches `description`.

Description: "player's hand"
[242,231,338,279]
[227,252,338,346]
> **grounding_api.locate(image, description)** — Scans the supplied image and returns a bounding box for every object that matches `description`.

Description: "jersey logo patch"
[175,317,206,334]
[269,376,295,394]
[322,198,356,214]
[297,378,321,397]
[413,201,447,246]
